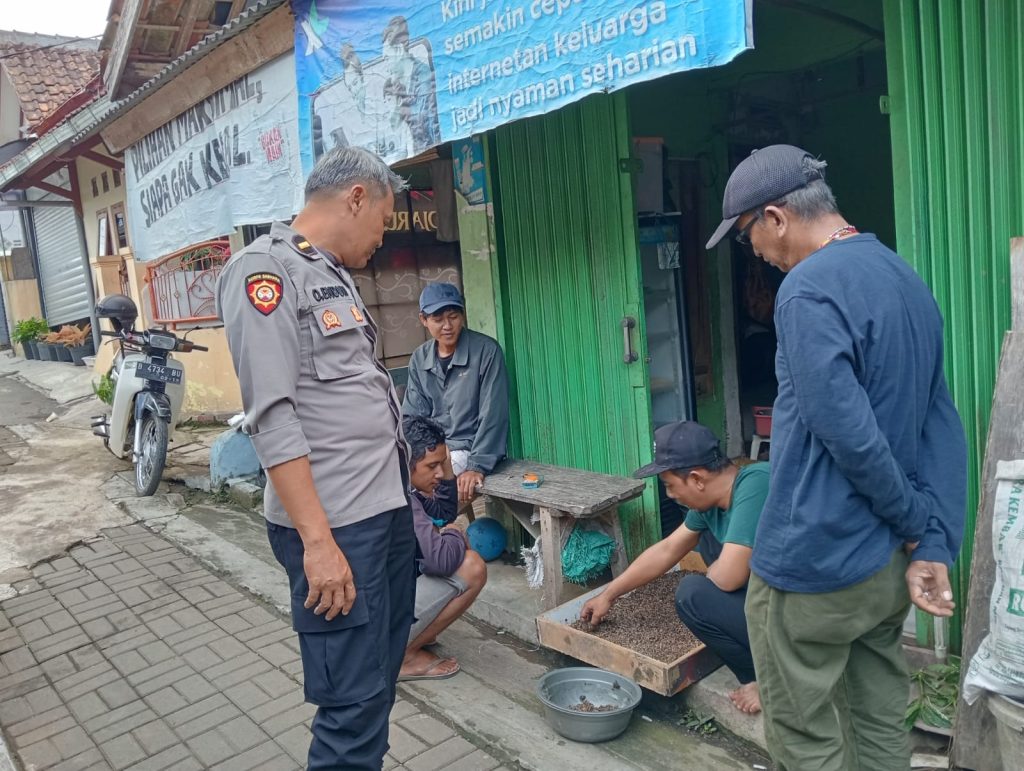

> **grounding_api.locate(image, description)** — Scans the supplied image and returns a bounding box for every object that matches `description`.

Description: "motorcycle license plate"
[135,361,181,385]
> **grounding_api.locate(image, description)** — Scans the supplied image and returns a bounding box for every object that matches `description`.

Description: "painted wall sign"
[293,0,753,169]
[125,55,303,262]
[387,190,439,233]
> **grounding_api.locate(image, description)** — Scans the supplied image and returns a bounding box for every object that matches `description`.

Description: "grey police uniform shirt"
[216,221,408,529]
[403,328,509,474]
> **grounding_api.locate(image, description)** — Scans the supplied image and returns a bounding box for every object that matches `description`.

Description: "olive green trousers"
[745,550,912,771]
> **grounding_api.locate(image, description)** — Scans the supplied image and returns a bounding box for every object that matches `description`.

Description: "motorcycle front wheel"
[135,414,168,497]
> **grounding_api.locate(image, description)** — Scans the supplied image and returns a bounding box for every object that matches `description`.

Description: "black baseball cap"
[633,421,723,478]
[705,144,827,250]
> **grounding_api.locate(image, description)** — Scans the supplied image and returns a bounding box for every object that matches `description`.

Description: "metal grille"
[146,239,231,328]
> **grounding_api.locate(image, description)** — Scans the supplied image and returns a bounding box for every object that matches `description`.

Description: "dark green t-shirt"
[683,463,769,547]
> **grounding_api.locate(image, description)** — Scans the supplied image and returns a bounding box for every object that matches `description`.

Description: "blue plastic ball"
[466,517,508,562]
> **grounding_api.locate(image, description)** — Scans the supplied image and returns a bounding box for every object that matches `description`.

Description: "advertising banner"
[126,55,303,261]
[294,0,752,169]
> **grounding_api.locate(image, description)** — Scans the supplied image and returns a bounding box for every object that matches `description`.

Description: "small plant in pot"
[41,330,71,363]
[62,324,94,366]
[12,318,48,359]
[36,331,56,361]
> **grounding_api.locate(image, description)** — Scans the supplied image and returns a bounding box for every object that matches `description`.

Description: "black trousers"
[674,532,756,684]
[267,505,416,771]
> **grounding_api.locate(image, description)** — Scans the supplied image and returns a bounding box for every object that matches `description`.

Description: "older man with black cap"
[707,145,967,769]
[580,421,769,714]
[403,282,509,502]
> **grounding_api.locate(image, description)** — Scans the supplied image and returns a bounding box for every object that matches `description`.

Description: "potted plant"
[11,319,35,359]
[65,324,94,366]
[35,331,55,361]
[12,318,47,359]
[51,327,79,363]
[39,331,69,362]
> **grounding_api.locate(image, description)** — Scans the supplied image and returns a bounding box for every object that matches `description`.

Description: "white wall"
[0,71,22,143]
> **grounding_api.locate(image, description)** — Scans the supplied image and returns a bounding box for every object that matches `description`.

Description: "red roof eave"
[30,74,105,136]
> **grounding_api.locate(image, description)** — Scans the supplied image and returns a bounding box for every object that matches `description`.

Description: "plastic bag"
[963,460,1024,705]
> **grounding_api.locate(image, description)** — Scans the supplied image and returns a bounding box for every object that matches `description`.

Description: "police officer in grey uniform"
[216,146,412,770]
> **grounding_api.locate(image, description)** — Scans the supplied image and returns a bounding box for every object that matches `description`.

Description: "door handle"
[622,316,638,364]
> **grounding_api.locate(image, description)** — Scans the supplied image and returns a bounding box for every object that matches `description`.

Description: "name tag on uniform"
[314,302,369,336]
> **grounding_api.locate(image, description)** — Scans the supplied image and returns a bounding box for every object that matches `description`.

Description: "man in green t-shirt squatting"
[580,420,769,714]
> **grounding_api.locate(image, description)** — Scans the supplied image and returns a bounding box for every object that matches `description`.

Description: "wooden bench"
[477,459,646,610]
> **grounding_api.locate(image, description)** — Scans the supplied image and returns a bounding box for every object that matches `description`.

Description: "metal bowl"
[536,667,642,743]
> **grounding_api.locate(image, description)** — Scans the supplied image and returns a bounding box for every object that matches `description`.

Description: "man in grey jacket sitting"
[403,282,509,502]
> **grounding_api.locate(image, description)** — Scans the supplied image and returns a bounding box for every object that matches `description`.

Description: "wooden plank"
[490,497,539,539]
[28,180,74,201]
[170,0,202,57]
[66,162,83,218]
[600,506,629,578]
[100,3,293,153]
[952,330,1024,770]
[536,579,722,696]
[79,149,123,171]
[478,459,645,516]
[104,0,144,97]
[138,23,185,31]
[539,507,568,610]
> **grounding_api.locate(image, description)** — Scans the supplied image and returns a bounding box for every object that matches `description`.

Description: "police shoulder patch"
[246,272,283,316]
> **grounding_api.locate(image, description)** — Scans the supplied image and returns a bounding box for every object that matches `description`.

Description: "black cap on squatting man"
[705,144,827,250]
[633,421,723,478]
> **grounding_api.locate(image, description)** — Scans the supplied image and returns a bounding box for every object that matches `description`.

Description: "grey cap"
[705,144,827,250]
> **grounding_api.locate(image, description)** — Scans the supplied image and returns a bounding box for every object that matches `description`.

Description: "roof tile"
[0,42,100,129]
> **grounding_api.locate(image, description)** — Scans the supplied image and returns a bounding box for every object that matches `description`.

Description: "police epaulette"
[292,235,317,256]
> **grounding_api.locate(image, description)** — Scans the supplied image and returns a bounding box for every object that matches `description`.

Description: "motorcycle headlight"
[149,332,176,351]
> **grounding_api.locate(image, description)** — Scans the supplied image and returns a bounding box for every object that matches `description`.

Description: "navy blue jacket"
[752,234,967,593]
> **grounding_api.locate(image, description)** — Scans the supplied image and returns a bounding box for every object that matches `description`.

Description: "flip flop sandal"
[398,658,461,682]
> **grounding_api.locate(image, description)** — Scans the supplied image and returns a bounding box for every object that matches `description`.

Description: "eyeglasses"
[734,201,786,247]
[734,211,763,247]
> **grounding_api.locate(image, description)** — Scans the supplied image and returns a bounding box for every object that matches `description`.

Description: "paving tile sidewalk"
[0,526,507,771]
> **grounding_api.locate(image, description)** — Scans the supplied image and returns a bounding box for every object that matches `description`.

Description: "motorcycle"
[91,294,207,496]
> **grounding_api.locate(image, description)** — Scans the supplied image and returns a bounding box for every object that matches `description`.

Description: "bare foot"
[399,648,460,681]
[729,682,761,714]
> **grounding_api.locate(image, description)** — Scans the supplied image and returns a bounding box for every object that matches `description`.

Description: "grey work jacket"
[216,221,407,529]
[403,329,509,474]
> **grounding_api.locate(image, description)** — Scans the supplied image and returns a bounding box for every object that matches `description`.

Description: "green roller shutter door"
[884,0,1024,651]
[490,93,659,557]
